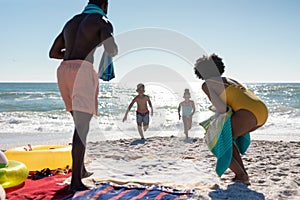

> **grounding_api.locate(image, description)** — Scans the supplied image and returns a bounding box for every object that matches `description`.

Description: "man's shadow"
[209,182,265,200]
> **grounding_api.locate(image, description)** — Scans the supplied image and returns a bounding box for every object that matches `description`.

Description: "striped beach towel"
[72,183,194,200]
[200,107,251,176]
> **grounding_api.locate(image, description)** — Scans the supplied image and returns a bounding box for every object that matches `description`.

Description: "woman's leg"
[231,109,257,138]
[230,143,249,184]
[229,109,256,185]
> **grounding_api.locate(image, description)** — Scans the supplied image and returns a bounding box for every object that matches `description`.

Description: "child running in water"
[178,89,195,138]
[123,83,153,139]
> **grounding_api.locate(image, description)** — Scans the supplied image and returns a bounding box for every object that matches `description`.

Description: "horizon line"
[0,81,300,84]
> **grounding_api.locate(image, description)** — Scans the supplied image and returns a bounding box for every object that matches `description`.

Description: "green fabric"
[0,163,7,168]
[200,107,251,176]
[82,4,115,82]
[98,52,115,81]
[82,3,107,17]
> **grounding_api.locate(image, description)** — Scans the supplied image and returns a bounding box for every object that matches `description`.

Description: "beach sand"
[75,136,300,200]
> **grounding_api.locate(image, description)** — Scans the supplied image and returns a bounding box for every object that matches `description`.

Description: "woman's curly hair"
[194,54,225,80]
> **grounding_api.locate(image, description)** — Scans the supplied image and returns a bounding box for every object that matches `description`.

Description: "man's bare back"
[49,13,117,62]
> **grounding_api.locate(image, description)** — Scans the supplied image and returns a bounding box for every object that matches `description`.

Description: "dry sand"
[77,136,300,200]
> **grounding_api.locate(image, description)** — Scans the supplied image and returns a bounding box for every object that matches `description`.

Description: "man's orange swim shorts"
[57,60,98,115]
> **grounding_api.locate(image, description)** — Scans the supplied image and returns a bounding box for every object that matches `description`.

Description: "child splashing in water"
[178,89,195,139]
[123,84,153,140]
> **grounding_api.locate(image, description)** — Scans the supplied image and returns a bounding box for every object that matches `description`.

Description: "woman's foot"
[232,174,251,186]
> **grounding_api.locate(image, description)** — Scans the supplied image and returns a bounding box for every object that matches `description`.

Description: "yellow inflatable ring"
[0,160,28,189]
[5,145,72,172]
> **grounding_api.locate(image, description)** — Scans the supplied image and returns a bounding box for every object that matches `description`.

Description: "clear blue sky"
[0,0,299,82]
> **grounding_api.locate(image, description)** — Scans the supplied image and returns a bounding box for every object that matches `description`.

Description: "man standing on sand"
[49,0,118,191]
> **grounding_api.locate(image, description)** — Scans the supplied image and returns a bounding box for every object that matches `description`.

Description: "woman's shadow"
[209,182,265,200]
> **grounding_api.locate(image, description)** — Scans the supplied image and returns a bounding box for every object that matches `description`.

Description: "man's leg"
[70,111,92,191]
[82,165,93,178]
[71,112,93,179]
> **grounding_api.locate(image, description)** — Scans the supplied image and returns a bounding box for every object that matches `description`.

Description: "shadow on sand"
[209,182,265,200]
[130,139,146,146]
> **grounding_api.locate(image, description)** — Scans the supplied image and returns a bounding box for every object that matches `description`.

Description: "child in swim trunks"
[123,83,153,139]
[194,54,268,185]
[178,89,195,139]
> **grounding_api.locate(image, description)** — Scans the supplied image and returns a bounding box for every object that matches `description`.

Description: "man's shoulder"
[86,13,113,26]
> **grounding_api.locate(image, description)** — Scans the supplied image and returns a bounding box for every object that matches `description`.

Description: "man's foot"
[69,183,90,192]
[82,171,94,178]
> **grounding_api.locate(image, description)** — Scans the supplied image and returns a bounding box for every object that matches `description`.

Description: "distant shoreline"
[0,81,300,84]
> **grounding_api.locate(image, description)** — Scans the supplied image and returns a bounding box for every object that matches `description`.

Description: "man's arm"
[49,32,65,59]
[103,35,118,57]
[100,21,118,57]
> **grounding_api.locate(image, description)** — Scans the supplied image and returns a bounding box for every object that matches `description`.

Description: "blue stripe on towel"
[72,183,193,200]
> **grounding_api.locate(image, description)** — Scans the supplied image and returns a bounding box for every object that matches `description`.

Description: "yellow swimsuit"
[219,85,268,126]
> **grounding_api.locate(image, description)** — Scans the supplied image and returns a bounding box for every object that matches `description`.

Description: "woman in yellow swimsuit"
[194,54,268,185]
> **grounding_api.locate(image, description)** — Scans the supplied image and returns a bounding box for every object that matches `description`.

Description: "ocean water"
[0,82,299,149]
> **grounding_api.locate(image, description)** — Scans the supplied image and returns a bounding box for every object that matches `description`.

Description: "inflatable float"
[0,184,5,200]
[0,160,28,189]
[5,145,72,172]
[0,151,8,169]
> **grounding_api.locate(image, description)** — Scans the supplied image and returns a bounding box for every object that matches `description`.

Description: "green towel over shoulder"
[98,52,115,81]
[82,4,115,82]
[200,107,251,176]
